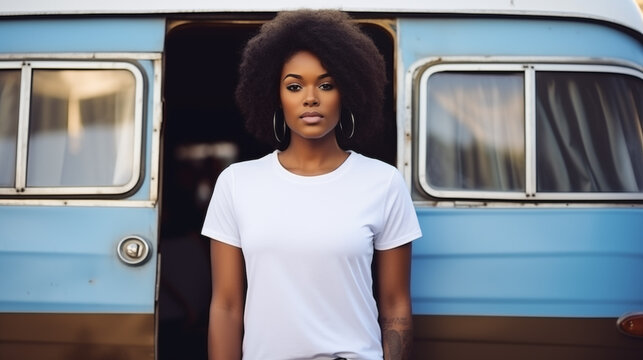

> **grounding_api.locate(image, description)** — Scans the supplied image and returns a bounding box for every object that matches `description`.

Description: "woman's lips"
[300,112,323,124]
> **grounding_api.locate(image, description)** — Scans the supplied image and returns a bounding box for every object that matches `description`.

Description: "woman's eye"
[286,84,302,92]
[319,83,334,91]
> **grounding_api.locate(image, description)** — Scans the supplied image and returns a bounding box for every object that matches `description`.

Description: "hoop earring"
[339,111,355,139]
[273,111,286,143]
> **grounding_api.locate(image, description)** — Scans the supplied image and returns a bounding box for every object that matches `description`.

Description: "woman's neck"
[278,136,349,176]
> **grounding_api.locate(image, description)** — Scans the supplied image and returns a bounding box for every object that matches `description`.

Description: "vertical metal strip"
[15,62,32,192]
[524,65,536,197]
[149,58,162,203]
[398,20,413,188]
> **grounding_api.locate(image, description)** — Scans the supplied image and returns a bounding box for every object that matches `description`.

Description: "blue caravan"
[0,0,642,359]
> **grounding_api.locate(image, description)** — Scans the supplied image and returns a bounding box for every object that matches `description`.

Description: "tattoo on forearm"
[380,317,412,360]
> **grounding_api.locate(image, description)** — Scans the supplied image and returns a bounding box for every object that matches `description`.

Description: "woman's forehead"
[281,51,329,76]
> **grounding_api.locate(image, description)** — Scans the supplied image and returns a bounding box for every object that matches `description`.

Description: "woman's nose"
[303,88,319,106]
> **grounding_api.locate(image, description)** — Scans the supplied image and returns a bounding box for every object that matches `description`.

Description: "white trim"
[533,63,643,75]
[397,21,413,188]
[412,200,643,209]
[0,53,162,61]
[413,57,643,201]
[0,0,641,33]
[149,59,162,203]
[0,61,23,68]
[0,199,156,207]
[0,60,146,196]
[407,56,643,73]
[15,62,32,193]
[524,65,536,197]
[532,192,643,201]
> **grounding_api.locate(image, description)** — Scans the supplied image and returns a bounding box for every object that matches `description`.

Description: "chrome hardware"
[117,236,151,266]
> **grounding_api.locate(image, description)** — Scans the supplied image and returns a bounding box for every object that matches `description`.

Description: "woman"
[202,10,422,360]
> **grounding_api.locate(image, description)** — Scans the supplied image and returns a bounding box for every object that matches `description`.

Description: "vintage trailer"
[0,0,641,359]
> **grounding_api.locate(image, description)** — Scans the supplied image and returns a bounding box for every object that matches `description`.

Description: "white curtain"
[536,72,643,192]
[27,69,136,187]
[0,70,20,187]
[426,72,525,191]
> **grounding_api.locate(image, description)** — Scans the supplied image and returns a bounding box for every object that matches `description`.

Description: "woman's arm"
[209,239,246,360]
[375,242,413,360]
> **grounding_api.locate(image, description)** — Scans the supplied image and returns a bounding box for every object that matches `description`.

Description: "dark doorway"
[158,18,396,360]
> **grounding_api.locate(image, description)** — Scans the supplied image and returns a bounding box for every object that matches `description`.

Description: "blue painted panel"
[0,18,165,53]
[0,206,158,313]
[399,18,643,68]
[400,17,643,319]
[411,208,643,318]
[0,51,159,314]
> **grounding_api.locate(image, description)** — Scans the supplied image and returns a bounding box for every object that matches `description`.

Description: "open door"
[159,17,396,359]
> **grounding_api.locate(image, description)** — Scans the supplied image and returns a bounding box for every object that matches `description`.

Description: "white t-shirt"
[202,150,422,360]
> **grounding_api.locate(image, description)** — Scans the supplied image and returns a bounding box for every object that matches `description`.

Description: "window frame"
[0,63,22,188]
[415,59,643,201]
[0,60,145,196]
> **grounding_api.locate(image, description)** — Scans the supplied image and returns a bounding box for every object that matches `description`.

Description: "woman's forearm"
[208,240,246,360]
[376,244,414,360]
[380,312,413,360]
[208,302,243,360]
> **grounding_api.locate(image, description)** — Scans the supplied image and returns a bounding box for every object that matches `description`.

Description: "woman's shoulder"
[351,152,397,171]
[214,151,276,187]
[349,152,400,180]
[225,151,276,174]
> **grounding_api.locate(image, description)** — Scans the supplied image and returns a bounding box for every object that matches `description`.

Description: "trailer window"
[28,70,136,187]
[536,71,643,193]
[0,61,144,196]
[0,70,20,187]
[424,71,525,192]
[417,62,643,200]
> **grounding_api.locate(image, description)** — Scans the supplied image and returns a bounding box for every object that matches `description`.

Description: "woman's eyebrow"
[282,73,302,81]
[282,73,332,81]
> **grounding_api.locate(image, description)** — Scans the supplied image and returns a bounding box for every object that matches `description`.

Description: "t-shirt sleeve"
[374,169,422,250]
[201,166,241,247]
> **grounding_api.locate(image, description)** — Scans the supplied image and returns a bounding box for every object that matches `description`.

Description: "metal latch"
[117,236,151,266]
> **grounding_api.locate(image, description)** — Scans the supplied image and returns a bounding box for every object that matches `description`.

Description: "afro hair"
[235,9,387,150]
